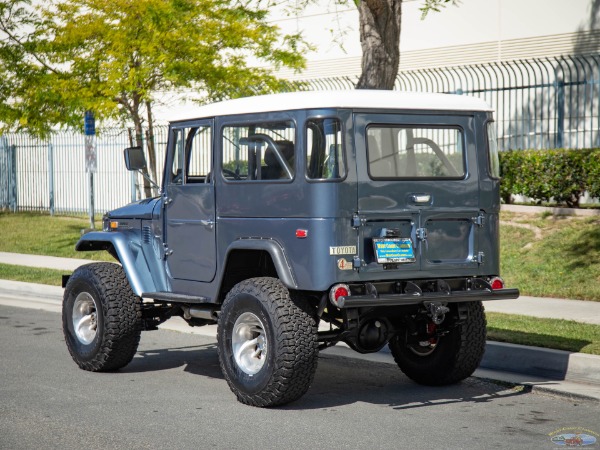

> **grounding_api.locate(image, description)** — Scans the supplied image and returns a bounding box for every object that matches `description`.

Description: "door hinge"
[416,227,428,241]
[473,251,485,264]
[351,213,362,228]
[163,243,173,259]
[472,212,486,227]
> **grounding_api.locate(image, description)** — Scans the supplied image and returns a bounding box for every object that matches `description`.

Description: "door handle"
[200,219,215,229]
[410,194,431,204]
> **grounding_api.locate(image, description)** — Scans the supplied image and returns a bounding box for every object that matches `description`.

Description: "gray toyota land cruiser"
[62,90,519,407]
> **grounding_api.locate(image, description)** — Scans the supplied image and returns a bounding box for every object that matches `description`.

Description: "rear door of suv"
[354,111,481,277]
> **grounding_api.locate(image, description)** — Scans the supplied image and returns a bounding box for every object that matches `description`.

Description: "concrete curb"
[501,204,600,216]
[480,342,600,386]
[0,279,598,402]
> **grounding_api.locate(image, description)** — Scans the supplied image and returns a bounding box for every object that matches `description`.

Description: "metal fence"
[301,55,600,151]
[0,126,169,214]
[1,55,598,214]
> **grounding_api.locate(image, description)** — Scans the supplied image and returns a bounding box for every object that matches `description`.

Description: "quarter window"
[367,126,465,179]
[306,118,345,180]
[487,122,500,178]
[222,122,295,181]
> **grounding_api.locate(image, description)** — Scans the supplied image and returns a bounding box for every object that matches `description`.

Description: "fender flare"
[76,231,159,296]
[224,238,298,290]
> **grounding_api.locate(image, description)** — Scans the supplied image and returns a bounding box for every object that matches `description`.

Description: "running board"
[142,291,214,304]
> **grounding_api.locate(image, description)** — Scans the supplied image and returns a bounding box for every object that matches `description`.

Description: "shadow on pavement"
[122,344,529,410]
[124,343,224,380]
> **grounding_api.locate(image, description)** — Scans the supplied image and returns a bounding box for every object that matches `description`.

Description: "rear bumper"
[337,287,520,308]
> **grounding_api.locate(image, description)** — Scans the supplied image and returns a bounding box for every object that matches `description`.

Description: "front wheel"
[62,263,142,372]
[217,277,318,407]
[389,301,486,386]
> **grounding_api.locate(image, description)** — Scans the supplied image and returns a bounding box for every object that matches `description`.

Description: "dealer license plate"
[372,238,415,264]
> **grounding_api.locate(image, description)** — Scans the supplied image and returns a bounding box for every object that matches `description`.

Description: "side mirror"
[124,146,147,171]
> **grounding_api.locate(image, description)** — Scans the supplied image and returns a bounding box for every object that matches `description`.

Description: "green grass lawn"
[500,213,600,301]
[0,263,67,286]
[0,212,111,260]
[487,312,600,355]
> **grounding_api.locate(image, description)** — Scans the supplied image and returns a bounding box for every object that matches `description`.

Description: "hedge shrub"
[499,148,600,207]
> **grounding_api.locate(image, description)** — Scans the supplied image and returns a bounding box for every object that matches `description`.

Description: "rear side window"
[487,122,500,178]
[221,121,295,181]
[367,126,465,179]
[306,118,345,180]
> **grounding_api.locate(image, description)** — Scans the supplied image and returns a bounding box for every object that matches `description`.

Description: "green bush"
[499,148,599,207]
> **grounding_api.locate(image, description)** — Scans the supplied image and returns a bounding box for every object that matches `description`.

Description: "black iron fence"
[300,55,600,151]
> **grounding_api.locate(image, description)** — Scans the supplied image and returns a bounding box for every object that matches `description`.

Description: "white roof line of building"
[168,90,492,122]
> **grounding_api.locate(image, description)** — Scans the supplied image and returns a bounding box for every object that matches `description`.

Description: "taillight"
[329,284,350,307]
[489,277,504,290]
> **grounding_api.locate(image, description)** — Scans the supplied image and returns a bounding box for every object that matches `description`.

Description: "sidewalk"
[2,251,600,325]
[1,251,599,402]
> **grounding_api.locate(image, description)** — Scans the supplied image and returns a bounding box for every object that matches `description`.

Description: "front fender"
[76,231,163,296]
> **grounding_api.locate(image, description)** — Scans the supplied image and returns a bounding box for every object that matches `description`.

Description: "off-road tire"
[388,301,486,386]
[217,277,318,407]
[63,263,142,371]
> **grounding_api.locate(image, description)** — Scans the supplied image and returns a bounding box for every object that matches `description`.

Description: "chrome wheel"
[72,292,98,345]
[232,312,267,375]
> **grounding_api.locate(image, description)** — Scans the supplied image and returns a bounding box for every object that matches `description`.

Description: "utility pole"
[84,111,97,230]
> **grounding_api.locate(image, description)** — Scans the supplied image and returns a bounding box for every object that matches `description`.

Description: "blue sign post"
[84,111,96,230]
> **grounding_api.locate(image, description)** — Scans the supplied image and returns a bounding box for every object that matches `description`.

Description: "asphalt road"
[1,305,598,450]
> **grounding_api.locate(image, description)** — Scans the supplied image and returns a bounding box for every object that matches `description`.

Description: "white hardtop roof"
[169,90,492,122]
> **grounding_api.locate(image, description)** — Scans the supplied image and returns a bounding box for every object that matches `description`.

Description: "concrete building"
[270,0,599,79]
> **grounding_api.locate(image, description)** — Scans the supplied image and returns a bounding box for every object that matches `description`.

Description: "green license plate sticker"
[372,238,415,264]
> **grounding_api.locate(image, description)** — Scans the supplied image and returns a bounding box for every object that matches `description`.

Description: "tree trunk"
[132,111,152,198]
[356,0,402,90]
[145,100,158,196]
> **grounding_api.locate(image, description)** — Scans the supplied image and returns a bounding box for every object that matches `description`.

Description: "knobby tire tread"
[389,301,486,386]
[63,263,142,372]
[218,277,318,407]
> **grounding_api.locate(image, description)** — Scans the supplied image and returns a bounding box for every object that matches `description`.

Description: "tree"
[355,0,456,89]
[0,0,309,193]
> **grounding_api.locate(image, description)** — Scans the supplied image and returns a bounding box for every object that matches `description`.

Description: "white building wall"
[272,0,600,79]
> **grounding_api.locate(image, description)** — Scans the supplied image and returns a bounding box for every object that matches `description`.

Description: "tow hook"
[425,302,450,325]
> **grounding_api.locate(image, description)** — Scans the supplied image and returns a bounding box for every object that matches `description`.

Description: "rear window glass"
[367,126,465,179]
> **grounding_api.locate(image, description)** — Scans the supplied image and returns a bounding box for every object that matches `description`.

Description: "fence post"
[555,80,565,148]
[9,145,17,212]
[48,142,55,216]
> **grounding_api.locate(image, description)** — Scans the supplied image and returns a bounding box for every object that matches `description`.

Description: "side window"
[170,128,185,185]
[169,125,212,185]
[222,121,295,181]
[486,121,500,178]
[367,126,465,179]
[187,126,212,182]
[306,118,345,180]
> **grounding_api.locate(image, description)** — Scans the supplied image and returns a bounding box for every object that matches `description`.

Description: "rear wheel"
[217,277,318,407]
[63,263,142,371]
[389,301,486,386]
